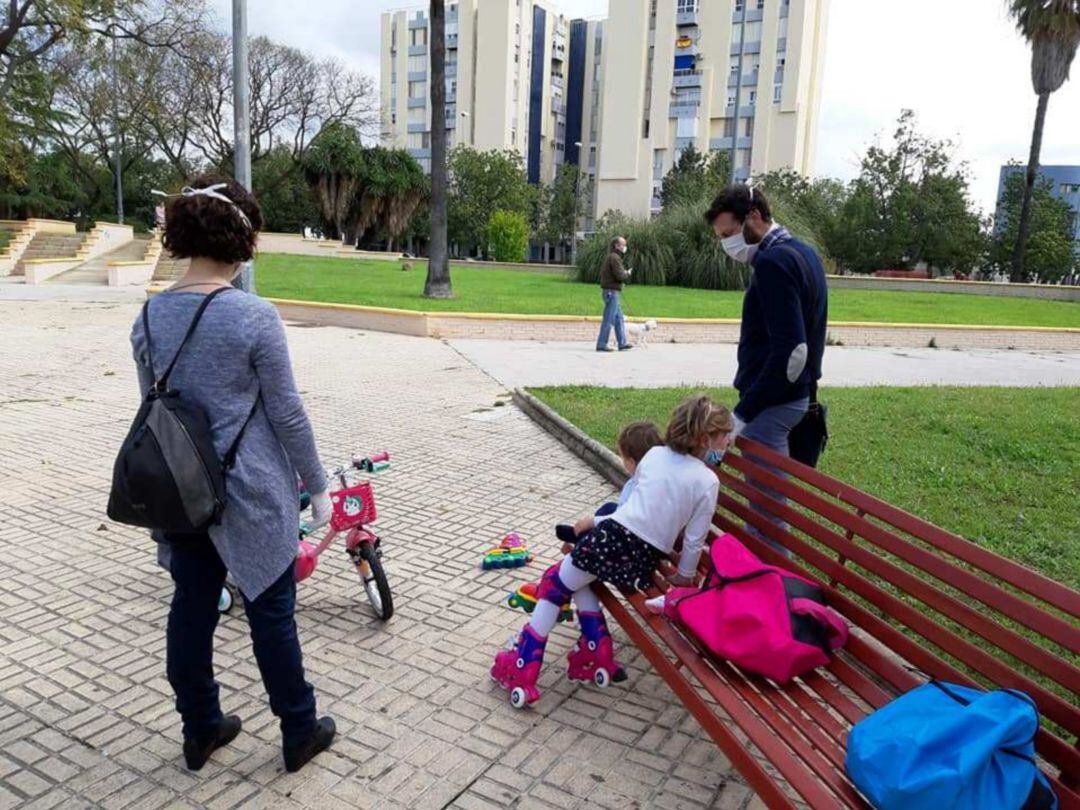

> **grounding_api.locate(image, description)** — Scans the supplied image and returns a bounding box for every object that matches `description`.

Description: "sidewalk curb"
[511,388,629,490]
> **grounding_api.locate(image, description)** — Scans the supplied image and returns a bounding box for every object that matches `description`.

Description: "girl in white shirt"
[492,395,732,708]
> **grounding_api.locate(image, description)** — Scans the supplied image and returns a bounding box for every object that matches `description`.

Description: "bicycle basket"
[330,482,377,531]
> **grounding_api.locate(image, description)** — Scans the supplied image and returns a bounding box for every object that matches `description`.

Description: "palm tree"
[1007,0,1080,282]
[424,0,453,298]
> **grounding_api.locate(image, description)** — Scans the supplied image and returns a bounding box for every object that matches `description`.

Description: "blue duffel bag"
[845,681,1058,810]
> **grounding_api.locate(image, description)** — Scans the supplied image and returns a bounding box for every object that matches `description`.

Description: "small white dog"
[625,319,658,347]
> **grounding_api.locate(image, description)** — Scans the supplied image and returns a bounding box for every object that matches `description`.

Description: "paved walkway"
[0,301,755,810]
[449,339,1080,389]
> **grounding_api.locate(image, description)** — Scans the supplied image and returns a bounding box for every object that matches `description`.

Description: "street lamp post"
[570,140,584,266]
[232,0,254,292]
[729,0,748,183]
[110,27,123,224]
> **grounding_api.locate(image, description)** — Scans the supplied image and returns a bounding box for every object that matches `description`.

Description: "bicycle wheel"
[355,540,393,621]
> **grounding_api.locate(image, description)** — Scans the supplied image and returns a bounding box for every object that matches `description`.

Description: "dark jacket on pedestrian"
[733,235,828,422]
[600,251,631,291]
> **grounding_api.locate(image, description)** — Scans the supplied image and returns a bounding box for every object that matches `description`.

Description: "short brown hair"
[665,394,733,455]
[617,421,663,463]
[162,173,263,264]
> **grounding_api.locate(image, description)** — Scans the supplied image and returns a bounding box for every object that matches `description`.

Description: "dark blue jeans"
[165,533,316,747]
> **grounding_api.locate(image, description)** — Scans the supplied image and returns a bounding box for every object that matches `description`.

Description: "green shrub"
[574,218,673,287]
[661,202,751,290]
[487,209,529,263]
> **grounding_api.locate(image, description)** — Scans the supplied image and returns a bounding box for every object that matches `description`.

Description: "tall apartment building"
[381,1,576,184]
[381,0,827,228]
[594,0,829,220]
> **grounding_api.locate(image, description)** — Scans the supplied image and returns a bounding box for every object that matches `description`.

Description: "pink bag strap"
[790,598,849,651]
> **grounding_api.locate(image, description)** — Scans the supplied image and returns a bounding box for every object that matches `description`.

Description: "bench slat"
[732,437,1080,619]
[712,509,1080,779]
[717,465,1080,693]
[721,453,1080,656]
[615,586,870,809]
[594,584,813,809]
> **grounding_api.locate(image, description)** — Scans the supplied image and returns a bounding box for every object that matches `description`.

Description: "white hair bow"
[151,183,252,229]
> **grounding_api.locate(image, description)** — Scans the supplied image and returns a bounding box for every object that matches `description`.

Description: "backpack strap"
[145,287,232,392]
[222,393,261,471]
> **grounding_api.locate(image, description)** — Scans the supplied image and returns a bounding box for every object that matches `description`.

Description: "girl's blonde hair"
[665,394,733,455]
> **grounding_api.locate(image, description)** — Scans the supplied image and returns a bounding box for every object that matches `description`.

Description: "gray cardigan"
[131,289,327,600]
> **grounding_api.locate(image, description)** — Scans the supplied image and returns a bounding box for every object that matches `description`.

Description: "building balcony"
[777,37,787,52]
[672,69,703,88]
[408,16,427,29]
[446,62,458,77]
[407,122,427,133]
[732,7,764,23]
[408,147,431,159]
[551,74,565,90]
[709,135,753,150]
[730,39,761,55]
[447,32,458,48]
[669,96,702,118]
[408,70,427,82]
[551,98,566,116]
[724,103,756,117]
[676,10,699,26]
[408,44,426,56]
[407,97,426,109]
[728,69,758,87]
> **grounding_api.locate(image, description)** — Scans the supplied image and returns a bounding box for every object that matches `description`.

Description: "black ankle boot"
[183,715,242,771]
[284,716,336,773]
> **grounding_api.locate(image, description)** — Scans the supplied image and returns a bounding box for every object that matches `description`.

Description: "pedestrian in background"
[597,235,633,352]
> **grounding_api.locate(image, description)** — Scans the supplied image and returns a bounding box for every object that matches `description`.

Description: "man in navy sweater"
[705,184,828,546]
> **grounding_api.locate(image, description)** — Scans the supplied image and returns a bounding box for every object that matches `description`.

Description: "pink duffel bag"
[664,533,849,683]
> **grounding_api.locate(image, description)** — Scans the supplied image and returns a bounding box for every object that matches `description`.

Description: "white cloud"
[211,0,1078,213]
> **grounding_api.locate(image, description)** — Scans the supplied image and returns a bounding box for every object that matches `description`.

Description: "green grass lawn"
[255,254,1080,328]
[530,385,1080,587]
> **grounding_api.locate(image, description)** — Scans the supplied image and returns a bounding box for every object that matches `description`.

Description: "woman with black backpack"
[123,175,335,773]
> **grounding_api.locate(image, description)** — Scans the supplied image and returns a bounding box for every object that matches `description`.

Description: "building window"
[422,131,431,149]
[408,55,425,72]
[747,89,757,104]
[744,117,754,136]
[735,0,743,10]
[409,106,425,124]
[723,118,735,137]
[727,90,736,106]
[773,84,782,103]
[653,148,664,180]
[408,81,425,99]
[730,59,739,75]
[757,0,765,7]
[1062,183,1080,194]
[778,17,789,38]
[677,0,697,12]
[410,27,427,47]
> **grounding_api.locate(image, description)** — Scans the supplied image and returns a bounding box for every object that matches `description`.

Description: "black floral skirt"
[571,519,661,592]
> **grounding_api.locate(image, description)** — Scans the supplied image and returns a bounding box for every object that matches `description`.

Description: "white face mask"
[721,231,758,264]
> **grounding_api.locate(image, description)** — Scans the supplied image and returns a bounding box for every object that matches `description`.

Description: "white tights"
[528,556,601,638]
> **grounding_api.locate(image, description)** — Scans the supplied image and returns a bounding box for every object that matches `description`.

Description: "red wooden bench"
[594,436,1080,809]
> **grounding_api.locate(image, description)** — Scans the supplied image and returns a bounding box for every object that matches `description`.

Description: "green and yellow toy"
[481,532,533,570]
[506,581,573,623]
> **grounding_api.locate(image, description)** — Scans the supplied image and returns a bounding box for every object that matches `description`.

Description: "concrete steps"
[13,234,88,276]
[50,237,151,285]
[153,252,190,282]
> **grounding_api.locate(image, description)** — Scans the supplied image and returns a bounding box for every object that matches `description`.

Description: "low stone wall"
[252,298,1080,351]
[108,260,156,286]
[24,258,80,284]
[828,274,1080,301]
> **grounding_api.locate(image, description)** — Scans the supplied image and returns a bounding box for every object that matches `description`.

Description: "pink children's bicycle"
[218,451,394,621]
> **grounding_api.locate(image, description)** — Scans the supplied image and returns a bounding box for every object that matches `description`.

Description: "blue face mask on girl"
[704,448,725,466]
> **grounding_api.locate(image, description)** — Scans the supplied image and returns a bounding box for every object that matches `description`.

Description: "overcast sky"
[208,0,1080,214]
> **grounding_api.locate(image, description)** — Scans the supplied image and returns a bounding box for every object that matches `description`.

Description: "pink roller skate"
[491,626,547,709]
[567,611,627,688]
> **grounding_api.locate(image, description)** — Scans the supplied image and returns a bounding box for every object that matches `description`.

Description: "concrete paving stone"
[1,299,752,808]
